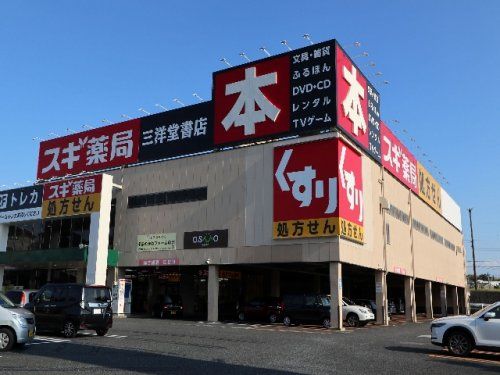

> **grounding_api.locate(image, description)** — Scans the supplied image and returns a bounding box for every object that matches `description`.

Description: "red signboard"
[213,41,336,146]
[380,121,418,193]
[43,175,102,200]
[337,139,364,241]
[336,46,369,149]
[335,44,381,163]
[273,138,364,243]
[37,120,141,180]
[274,138,339,222]
[214,55,291,145]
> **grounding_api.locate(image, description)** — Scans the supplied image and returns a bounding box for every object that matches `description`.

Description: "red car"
[237,297,283,323]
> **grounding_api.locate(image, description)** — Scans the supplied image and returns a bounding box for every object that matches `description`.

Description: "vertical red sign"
[336,45,369,149]
[337,139,364,242]
[380,121,418,193]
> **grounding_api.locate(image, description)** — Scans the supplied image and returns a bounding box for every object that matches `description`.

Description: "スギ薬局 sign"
[380,121,418,193]
[273,138,364,243]
[37,120,141,180]
[42,175,102,218]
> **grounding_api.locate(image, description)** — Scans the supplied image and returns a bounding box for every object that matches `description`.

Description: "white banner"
[0,207,42,223]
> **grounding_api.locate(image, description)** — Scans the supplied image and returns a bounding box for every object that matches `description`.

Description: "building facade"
[0,38,467,328]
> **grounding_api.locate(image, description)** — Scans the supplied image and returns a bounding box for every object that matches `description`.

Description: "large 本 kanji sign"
[214,41,336,146]
[37,120,141,180]
[336,43,381,162]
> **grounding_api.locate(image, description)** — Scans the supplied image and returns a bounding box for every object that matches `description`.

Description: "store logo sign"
[184,229,228,249]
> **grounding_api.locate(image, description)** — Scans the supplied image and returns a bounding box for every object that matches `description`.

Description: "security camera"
[205,258,211,265]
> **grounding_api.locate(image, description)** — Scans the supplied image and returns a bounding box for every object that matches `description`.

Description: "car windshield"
[319,296,330,306]
[343,297,355,306]
[0,293,16,308]
[84,287,111,303]
[471,303,495,317]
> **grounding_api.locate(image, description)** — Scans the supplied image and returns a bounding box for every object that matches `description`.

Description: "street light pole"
[468,208,478,290]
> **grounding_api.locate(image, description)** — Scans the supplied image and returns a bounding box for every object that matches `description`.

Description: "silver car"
[0,292,35,351]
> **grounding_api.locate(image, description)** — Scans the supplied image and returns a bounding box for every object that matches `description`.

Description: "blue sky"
[0,1,498,275]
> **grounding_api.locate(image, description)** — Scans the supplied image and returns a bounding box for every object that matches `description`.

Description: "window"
[488,306,500,319]
[39,287,54,303]
[128,187,207,209]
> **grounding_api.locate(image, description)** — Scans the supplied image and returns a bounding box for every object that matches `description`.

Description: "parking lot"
[0,317,498,374]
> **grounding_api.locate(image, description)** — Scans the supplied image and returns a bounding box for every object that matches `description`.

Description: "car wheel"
[322,318,331,328]
[62,321,77,338]
[238,312,245,322]
[0,328,15,351]
[268,313,278,324]
[447,331,473,356]
[95,328,108,336]
[283,316,292,327]
[346,313,360,327]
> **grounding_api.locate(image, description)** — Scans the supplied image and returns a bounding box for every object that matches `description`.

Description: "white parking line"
[418,334,431,338]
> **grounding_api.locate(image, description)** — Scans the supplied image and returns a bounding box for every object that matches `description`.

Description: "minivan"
[25,283,112,338]
[0,292,35,351]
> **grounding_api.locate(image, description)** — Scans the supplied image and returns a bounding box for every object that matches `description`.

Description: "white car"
[342,297,375,327]
[430,301,500,356]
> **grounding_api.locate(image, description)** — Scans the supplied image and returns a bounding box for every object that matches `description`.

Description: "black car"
[152,295,183,319]
[25,283,112,338]
[236,297,283,323]
[281,293,331,328]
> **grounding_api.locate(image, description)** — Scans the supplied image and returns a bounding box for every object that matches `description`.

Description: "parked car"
[388,298,405,314]
[25,283,112,338]
[431,301,500,356]
[236,297,283,323]
[281,294,374,328]
[0,292,35,351]
[5,289,38,307]
[152,295,183,319]
[354,299,377,315]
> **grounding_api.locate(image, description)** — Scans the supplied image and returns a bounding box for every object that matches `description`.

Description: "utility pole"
[468,208,478,290]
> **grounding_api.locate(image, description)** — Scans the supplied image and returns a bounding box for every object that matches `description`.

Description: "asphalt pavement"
[0,317,499,374]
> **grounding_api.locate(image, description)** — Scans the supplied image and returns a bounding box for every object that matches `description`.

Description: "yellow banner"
[339,218,364,244]
[42,193,101,219]
[273,217,340,239]
[417,163,442,214]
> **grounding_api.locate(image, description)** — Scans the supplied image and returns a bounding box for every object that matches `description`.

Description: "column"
[404,276,417,322]
[425,280,433,319]
[0,224,8,291]
[207,264,220,322]
[329,262,343,330]
[86,174,113,285]
[440,284,447,316]
[464,288,471,315]
[270,270,280,297]
[451,286,459,315]
[375,270,388,325]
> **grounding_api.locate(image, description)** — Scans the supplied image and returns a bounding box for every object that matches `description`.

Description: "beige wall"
[110,131,465,287]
